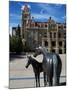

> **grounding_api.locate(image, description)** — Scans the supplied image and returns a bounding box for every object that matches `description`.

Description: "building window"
[64,25,66,29]
[59,41,62,47]
[64,49,66,53]
[64,40,66,48]
[45,41,48,46]
[44,33,47,37]
[45,24,47,27]
[59,49,62,54]
[51,41,56,47]
[58,26,61,29]
[51,49,55,53]
[61,25,63,29]
[35,22,38,27]
[54,32,56,38]
[58,33,61,38]
[64,33,66,38]
[24,15,28,19]
[50,32,52,38]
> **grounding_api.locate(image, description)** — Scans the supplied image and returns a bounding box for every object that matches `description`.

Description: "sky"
[9,1,66,31]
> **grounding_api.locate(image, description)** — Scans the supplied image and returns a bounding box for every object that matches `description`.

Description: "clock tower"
[21,4,31,39]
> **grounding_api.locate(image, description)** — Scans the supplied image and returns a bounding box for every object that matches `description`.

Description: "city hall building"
[12,4,66,54]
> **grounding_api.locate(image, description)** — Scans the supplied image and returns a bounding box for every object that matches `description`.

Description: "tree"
[15,37,23,54]
[10,36,23,54]
[16,25,21,37]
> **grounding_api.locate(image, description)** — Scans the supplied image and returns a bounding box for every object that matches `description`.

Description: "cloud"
[9,22,18,27]
[21,4,31,10]
[17,2,31,10]
[18,2,23,7]
[37,3,54,14]
[31,13,59,22]
[9,13,21,19]
[62,15,66,19]
[21,5,25,10]
[37,3,63,17]
[9,13,21,26]
[61,15,66,22]
[40,9,46,14]
[31,13,48,20]
[34,3,65,23]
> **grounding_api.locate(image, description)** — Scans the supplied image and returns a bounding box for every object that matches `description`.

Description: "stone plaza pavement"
[9,54,66,89]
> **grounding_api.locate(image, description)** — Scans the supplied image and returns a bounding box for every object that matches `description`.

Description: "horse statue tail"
[53,54,62,86]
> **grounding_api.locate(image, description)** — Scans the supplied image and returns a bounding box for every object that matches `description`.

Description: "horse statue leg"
[47,70,53,86]
[56,54,62,86]
[48,76,53,86]
[53,55,58,86]
[35,73,38,87]
[43,72,47,86]
[56,63,62,86]
[38,73,40,87]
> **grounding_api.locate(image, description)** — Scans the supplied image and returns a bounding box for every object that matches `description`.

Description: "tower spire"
[21,4,31,39]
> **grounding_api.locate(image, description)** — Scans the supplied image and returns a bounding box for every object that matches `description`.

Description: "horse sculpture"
[33,46,62,86]
[25,56,43,87]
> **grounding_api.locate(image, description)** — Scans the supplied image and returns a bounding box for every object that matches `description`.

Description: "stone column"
[47,32,51,53]
[42,38,45,47]
[56,32,59,53]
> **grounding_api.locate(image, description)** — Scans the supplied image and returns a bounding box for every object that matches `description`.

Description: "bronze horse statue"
[34,46,62,86]
[25,56,43,87]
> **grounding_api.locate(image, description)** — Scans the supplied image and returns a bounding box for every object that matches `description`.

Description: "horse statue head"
[25,56,32,68]
[33,46,48,57]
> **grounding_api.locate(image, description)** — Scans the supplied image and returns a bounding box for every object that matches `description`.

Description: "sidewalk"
[9,54,66,88]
